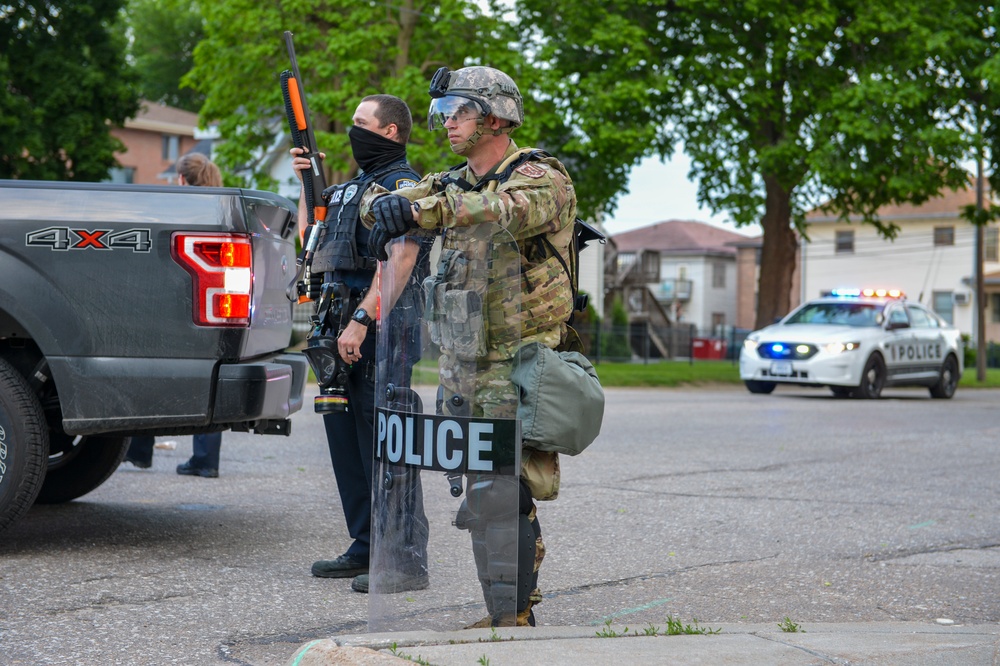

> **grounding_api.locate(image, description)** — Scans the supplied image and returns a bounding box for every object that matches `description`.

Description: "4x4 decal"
[26,227,152,252]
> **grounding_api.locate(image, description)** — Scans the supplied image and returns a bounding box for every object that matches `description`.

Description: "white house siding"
[658,255,738,333]
[802,217,999,339]
[578,239,605,317]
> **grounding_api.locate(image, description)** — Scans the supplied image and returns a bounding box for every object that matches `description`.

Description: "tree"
[512,0,975,327]
[0,0,140,180]
[183,0,553,191]
[128,0,205,112]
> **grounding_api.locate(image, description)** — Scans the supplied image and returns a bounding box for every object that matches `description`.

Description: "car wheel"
[0,358,49,533]
[830,386,853,398]
[855,354,885,399]
[744,380,776,394]
[34,433,129,504]
[929,354,959,399]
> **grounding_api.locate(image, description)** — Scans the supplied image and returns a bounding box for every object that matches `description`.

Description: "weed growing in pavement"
[663,616,720,635]
[477,656,491,665]
[778,617,805,633]
[596,619,628,637]
[387,643,430,665]
[596,617,720,638]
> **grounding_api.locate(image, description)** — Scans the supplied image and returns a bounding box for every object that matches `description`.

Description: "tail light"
[172,233,253,326]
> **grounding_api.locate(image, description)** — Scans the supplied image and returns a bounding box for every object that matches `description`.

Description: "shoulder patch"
[514,162,547,179]
[394,178,418,190]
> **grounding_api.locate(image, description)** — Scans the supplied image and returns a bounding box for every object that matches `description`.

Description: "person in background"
[173,152,225,479]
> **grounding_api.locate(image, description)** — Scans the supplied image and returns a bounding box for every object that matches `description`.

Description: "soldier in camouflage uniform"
[362,66,577,627]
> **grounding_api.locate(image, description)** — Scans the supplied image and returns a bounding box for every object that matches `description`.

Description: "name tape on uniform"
[374,408,519,474]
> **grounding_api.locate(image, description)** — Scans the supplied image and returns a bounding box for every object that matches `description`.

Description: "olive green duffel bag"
[510,342,605,455]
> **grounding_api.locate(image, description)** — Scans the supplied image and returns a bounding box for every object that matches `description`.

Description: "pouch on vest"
[510,342,604,456]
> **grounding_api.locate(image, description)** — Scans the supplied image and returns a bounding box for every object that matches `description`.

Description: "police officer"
[363,68,578,626]
[292,94,430,594]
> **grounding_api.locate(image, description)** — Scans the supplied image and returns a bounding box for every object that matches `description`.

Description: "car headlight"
[743,338,759,353]
[824,341,860,354]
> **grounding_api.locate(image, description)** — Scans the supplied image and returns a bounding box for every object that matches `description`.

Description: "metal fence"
[569,323,753,364]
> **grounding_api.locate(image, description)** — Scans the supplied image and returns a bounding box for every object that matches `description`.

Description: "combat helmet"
[428,66,524,131]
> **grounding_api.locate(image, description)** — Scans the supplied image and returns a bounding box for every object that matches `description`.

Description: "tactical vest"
[311,162,417,279]
[438,149,603,321]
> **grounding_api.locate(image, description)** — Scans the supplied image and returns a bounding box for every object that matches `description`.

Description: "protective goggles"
[428,95,485,130]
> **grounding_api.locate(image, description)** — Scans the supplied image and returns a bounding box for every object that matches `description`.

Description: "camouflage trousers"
[438,350,558,611]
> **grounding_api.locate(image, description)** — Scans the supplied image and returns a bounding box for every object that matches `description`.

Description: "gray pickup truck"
[0,180,308,533]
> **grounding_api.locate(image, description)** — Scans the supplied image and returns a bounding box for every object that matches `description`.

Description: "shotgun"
[280,30,328,301]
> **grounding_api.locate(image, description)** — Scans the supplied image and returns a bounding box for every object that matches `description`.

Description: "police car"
[739,289,963,399]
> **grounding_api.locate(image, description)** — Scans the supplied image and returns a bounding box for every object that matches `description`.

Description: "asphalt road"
[2,384,998,665]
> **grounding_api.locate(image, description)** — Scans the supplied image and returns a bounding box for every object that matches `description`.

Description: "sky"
[605,153,762,239]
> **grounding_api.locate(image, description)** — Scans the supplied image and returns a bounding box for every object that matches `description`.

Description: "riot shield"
[370,225,522,632]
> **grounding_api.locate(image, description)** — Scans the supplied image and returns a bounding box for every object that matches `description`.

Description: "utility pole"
[975,154,986,382]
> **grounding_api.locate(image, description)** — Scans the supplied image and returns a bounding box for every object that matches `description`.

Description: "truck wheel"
[34,433,129,504]
[744,380,776,394]
[929,354,959,399]
[855,354,885,399]
[0,358,49,532]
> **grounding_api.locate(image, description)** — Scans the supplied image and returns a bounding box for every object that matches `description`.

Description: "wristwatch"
[351,307,373,327]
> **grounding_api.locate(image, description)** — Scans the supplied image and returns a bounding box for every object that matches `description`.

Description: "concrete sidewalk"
[284,622,1000,665]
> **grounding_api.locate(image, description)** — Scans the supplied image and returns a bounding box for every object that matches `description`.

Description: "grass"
[320,357,1000,390]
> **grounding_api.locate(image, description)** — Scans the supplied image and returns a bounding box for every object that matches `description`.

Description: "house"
[804,187,1000,343]
[611,220,756,335]
[109,101,217,185]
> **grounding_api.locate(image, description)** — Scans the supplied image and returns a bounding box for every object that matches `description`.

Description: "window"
[105,167,135,184]
[986,226,998,262]
[712,262,726,288]
[162,135,179,161]
[886,306,909,328]
[712,312,725,329]
[933,226,955,246]
[991,294,1000,323]
[906,306,932,328]
[835,230,854,254]
[932,290,954,325]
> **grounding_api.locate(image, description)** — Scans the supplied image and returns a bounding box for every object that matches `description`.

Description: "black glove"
[368,194,416,261]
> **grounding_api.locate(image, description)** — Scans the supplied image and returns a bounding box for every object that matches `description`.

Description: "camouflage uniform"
[362,140,576,499]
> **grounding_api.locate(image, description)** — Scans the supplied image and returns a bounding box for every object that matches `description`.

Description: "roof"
[612,220,753,257]
[124,100,201,136]
[807,184,992,223]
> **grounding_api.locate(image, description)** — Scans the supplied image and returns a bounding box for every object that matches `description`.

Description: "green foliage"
[778,617,805,633]
[0,0,141,180]
[510,0,985,326]
[183,0,554,193]
[599,296,632,359]
[596,617,720,637]
[128,0,205,112]
[663,616,720,636]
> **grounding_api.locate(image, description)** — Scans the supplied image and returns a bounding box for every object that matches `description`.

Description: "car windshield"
[784,302,881,327]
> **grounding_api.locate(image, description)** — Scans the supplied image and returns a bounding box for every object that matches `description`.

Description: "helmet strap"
[451,118,487,155]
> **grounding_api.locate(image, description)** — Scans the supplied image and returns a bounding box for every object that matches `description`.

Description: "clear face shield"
[428,95,486,131]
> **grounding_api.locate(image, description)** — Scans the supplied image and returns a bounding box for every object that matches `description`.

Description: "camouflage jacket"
[361,141,578,355]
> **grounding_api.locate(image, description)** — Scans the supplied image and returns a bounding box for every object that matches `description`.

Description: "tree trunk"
[754,174,798,330]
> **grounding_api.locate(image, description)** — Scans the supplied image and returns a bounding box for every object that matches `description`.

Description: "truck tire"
[34,433,129,504]
[929,354,959,399]
[0,358,49,532]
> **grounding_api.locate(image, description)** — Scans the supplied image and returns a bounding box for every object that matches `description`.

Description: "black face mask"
[349,125,406,173]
